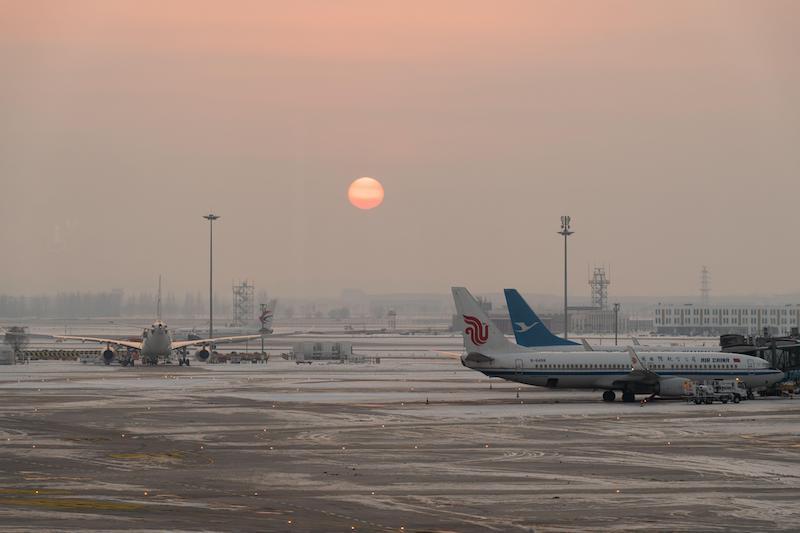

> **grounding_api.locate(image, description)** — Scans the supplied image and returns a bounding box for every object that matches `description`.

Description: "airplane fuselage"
[140,321,174,359]
[463,350,783,392]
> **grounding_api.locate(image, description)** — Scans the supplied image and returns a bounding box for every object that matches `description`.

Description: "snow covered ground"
[0,358,798,531]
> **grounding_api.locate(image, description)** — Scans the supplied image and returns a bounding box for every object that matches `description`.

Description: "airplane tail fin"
[451,287,517,354]
[503,289,579,347]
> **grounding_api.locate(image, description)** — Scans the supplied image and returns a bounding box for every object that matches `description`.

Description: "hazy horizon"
[2,1,798,299]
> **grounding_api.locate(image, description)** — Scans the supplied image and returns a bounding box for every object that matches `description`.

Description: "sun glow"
[348,177,384,210]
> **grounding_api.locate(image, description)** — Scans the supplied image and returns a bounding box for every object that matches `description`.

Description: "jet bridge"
[720,328,800,373]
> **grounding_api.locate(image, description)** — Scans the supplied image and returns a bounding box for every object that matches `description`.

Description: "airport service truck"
[690,379,746,404]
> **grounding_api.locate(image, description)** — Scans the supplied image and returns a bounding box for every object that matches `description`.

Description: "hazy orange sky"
[1,1,798,298]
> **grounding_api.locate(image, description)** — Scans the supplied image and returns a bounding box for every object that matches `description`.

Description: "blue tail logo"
[504,289,579,347]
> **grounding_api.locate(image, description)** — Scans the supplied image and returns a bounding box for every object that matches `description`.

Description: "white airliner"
[58,321,262,366]
[452,287,784,402]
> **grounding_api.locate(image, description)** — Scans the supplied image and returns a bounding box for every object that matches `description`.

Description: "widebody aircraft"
[58,321,262,366]
[453,287,784,402]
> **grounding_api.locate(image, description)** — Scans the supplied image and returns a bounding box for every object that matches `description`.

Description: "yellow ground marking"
[0,497,142,511]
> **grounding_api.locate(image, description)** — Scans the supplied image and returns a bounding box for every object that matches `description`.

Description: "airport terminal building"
[654,303,800,336]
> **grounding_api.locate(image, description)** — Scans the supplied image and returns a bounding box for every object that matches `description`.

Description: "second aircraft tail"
[504,289,580,347]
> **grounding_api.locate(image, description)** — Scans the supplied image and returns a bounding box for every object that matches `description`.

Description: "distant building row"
[451,308,642,336]
[654,304,800,336]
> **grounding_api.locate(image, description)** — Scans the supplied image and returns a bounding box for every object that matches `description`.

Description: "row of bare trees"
[0,291,231,319]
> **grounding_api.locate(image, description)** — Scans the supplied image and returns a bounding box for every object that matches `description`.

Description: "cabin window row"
[528,363,738,370]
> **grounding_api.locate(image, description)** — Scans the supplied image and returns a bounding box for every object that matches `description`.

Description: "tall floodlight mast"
[203,213,220,339]
[558,216,574,339]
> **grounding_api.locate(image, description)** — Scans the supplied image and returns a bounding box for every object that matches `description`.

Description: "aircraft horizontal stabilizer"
[463,352,494,363]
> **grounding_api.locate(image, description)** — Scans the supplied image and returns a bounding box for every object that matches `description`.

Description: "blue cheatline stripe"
[481,369,782,377]
[486,371,626,376]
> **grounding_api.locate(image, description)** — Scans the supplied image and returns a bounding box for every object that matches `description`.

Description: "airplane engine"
[656,377,694,398]
[195,348,210,362]
[101,347,117,365]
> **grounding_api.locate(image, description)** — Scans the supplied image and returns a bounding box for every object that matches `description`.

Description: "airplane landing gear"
[622,390,636,403]
[602,390,616,402]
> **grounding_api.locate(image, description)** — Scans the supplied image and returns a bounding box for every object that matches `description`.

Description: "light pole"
[558,216,574,339]
[613,302,621,346]
[203,213,220,340]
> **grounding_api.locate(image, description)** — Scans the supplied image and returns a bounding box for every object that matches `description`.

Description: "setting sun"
[348,177,384,210]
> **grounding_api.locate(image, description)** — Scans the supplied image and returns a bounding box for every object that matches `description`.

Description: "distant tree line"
[0,291,230,319]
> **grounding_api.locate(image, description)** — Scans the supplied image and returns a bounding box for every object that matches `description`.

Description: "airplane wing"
[54,336,143,350]
[171,334,264,350]
[613,347,660,384]
[581,338,594,351]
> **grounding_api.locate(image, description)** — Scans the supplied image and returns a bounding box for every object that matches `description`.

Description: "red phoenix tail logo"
[463,315,489,346]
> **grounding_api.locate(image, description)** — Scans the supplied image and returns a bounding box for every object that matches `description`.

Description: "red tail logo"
[463,315,489,346]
